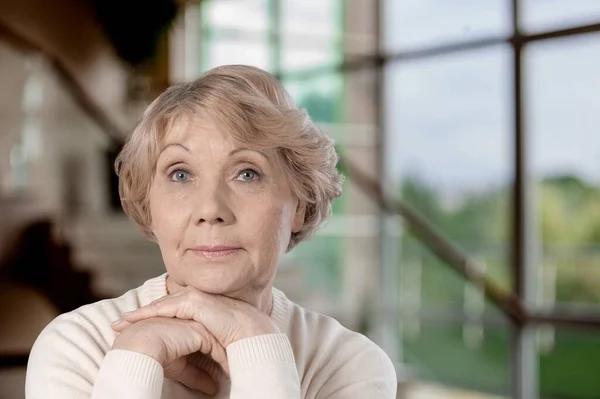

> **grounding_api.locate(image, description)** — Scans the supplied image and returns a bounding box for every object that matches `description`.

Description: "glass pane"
[385,46,513,309]
[204,0,268,33]
[539,327,600,399]
[522,0,600,33]
[282,69,382,324]
[206,40,270,71]
[284,235,345,303]
[403,321,510,395]
[282,0,338,37]
[281,0,340,71]
[526,34,600,306]
[383,0,510,52]
[283,73,346,300]
[283,74,343,123]
[282,48,339,71]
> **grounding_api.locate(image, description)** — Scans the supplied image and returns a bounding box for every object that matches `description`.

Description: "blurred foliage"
[540,176,600,303]
[405,324,600,399]
[400,175,600,398]
[400,173,600,304]
[298,91,338,123]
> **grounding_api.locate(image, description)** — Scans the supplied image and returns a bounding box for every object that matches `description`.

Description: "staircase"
[68,215,164,297]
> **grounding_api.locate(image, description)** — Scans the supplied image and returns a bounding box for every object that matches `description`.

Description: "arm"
[315,337,397,399]
[25,314,164,399]
[227,334,301,399]
[114,287,303,398]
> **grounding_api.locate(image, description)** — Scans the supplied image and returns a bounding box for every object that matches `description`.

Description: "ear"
[292,201,306,233]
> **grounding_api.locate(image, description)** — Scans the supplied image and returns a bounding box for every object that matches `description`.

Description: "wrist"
[112,334,166,365]
[234,316,279,343]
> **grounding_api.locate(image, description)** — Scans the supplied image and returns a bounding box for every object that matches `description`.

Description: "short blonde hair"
[116,65,343,250]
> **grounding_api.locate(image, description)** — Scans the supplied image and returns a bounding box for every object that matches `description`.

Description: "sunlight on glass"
[521,0,600,33]
[281,0,339,71]
[282,0,337,37]
[282,48,337,71]
[383,0,510,52]
[206,0,268,33]
[207,40,270,71]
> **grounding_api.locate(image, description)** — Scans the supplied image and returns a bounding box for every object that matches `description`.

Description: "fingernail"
[111,319,122,325]
[122,311,133,317]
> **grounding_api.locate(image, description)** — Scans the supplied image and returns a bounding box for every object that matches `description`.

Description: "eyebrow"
[158,143,268,160]
[159,143,191,155]
[229,148,269,161]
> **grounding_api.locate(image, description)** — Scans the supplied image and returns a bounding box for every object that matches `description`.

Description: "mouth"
[190,245,242,259]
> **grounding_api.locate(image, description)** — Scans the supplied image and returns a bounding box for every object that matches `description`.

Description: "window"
[539,327,600,399]
[521,0,600,33]
[383,0,600,398]
[383,0,510,52]
[385,43,513,393]
[527,34,600,309]
[281,0,341,71]
[386,45,513,310]
[201,0,271,71]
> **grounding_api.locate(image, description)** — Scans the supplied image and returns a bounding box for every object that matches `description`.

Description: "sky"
[383,0,600,194]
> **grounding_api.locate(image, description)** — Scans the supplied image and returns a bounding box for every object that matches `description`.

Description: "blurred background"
[1,0,599,398]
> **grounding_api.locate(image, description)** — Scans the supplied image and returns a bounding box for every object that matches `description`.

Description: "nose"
[193,182,235,226]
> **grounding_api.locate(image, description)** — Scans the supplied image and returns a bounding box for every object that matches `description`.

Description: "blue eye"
[237,169,259,182]
[170,169,190,182]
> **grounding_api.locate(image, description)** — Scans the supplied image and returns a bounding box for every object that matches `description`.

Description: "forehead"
[157,113,282,165]
[161,114,232,147]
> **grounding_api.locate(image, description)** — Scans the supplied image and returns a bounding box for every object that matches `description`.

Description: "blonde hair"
[116,65,343,250]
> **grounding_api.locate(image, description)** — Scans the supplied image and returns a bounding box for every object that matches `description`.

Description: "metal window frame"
[268,1,600,397]
[268,1,600,398]
[374,2,600,398]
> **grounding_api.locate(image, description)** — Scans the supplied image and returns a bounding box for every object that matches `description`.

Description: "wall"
[0,0,158,295]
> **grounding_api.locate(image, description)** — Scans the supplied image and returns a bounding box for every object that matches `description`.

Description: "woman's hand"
[112,287,278,349]
[111,316,228,396]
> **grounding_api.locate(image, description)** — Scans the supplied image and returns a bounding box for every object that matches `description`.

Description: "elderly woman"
[25,65,397,398]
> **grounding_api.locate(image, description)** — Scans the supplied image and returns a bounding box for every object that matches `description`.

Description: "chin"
[173,260,255,295]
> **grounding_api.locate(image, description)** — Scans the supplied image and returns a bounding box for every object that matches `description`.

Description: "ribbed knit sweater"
[25,274,397,398]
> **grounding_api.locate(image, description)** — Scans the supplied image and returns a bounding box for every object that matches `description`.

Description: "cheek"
[245,199,294,250]
[149,184,189,243]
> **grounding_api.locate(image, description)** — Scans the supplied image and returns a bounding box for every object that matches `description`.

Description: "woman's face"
[149,115,304,304]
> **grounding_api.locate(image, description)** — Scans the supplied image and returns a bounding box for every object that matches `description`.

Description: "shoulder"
[33,273,163,349]
[31,288,141,354]
[32,273,166,346]
[282,296,397,398]
[25,275,166,396]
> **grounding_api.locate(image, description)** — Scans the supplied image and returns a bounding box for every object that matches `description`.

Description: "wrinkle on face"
[149,114,302,310]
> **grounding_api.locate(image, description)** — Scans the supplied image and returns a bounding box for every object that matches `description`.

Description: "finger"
[167,359,218,396]
[122,294,203,323]
[207,332,230,378]
[110,296,172,327]
[186,320,231,378]
[111,319,132,331]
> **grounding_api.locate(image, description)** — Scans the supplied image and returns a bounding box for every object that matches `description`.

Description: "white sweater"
[25,274,397,398]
